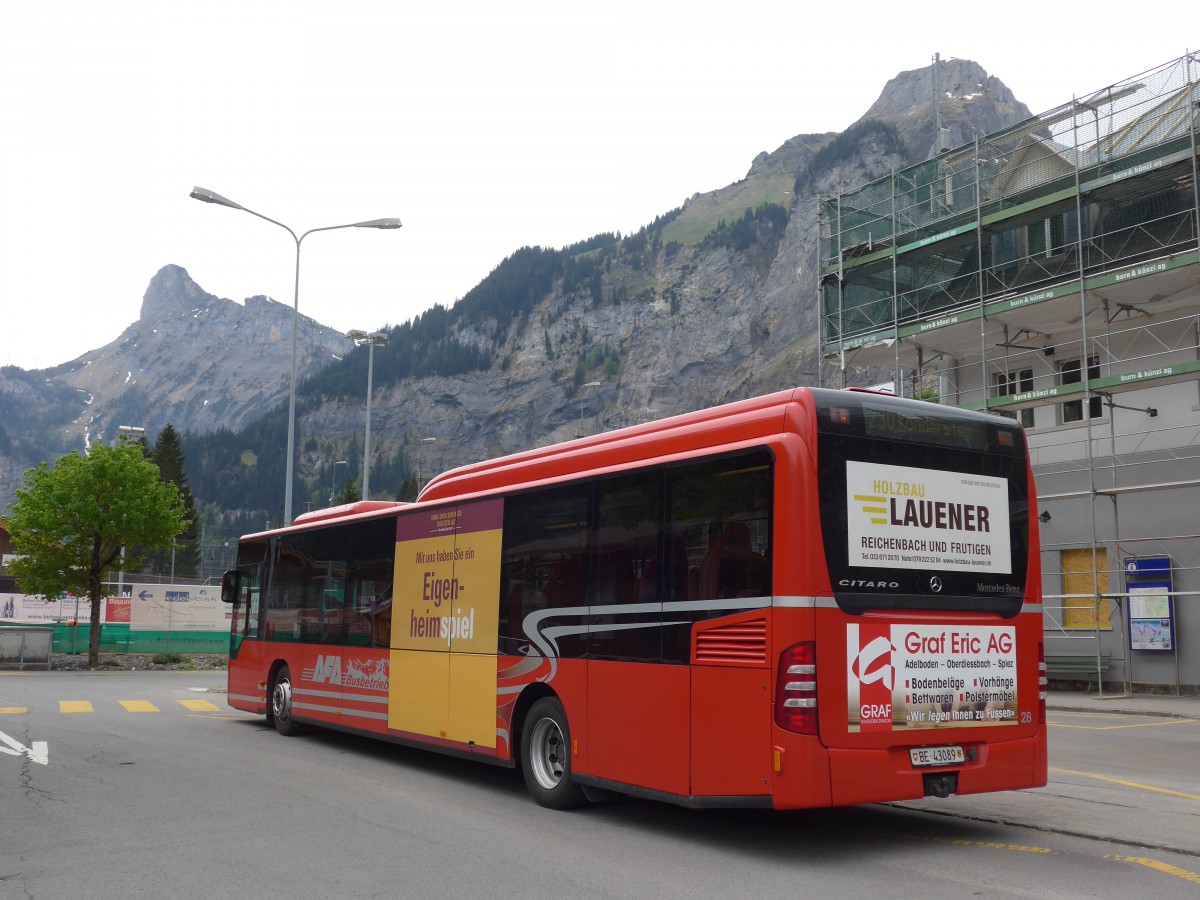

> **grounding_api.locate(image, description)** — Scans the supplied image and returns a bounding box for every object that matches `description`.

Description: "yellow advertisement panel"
[391,503,502,653]
[449,653,499,747]
[388,499,502,747]
[390,649,449,738]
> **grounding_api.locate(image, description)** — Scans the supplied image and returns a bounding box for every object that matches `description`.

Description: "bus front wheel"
[270,665,303,736]
[521,697,587,809]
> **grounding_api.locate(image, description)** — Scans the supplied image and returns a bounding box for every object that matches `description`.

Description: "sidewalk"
[1048,687,1200,718]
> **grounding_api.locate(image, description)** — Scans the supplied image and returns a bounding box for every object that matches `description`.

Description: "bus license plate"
[910,745,965,768]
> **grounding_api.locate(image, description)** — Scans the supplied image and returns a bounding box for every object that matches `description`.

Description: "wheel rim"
[272,674,293,723]
[529,715,567,790]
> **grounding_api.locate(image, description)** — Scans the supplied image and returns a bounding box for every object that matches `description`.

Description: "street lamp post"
[329,459,348,505]
[417,437,439,492]
[579,381,602,437]
[346,329,388,500]
[190,186,401,525]
[115,425,145,595]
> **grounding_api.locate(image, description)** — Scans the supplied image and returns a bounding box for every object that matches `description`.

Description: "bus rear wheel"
[270,665,303,736]
[521,697,587,809]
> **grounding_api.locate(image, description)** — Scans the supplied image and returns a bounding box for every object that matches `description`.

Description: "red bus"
[221,387,1047,809]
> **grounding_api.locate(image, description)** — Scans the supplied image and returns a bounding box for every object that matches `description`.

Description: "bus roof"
[239,386,1018,542]
[417,386,813,504]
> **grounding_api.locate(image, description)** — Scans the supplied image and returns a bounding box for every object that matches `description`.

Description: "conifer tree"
[151,424,200,578]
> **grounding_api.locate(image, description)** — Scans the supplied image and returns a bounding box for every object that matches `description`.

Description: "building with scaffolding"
[819,53,1200,692]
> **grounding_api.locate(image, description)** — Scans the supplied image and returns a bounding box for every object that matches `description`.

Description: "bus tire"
[521,697,587,809]
[270,665,304,736]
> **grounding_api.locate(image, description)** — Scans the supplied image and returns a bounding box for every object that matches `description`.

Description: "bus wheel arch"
[510,682,555,762]
[519,693,587,809]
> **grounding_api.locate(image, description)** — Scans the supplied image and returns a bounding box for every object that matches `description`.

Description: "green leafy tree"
[6,441,188,667]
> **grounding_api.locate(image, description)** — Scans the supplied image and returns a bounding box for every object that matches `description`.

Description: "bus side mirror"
[221,570,242,605]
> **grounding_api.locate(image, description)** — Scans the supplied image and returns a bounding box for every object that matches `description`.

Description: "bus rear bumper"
[820,730,1048,807]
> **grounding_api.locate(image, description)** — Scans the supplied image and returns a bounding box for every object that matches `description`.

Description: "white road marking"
[0,729,49,765]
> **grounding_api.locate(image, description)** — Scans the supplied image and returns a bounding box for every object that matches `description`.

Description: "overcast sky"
[0,1,1190,371]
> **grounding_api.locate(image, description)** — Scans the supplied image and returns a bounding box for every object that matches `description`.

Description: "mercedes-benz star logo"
[929,576,943,593]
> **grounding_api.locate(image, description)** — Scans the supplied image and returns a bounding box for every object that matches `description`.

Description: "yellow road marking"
[871,831,1054,855]
[1048,717,1194,731]
[177,699,221,712]
[1110,855,1200,885]
[0,706,27,714]
[1049,711,1140,719]
[60,700,93,713]
[1052,766,1200,802]
[119,700,160,713]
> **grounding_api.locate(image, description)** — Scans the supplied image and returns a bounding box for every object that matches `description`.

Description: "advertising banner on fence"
[128,584,226,631]
[1,593,91,623]
[847,622,1020,733]
[1,590,222,627]
[105,595,131,623]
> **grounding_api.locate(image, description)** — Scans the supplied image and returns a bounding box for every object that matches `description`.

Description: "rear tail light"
[1037,642,1047,725]
[775,642,817,735]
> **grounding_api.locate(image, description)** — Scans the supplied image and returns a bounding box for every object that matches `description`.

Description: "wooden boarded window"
[1061,547,1112,629]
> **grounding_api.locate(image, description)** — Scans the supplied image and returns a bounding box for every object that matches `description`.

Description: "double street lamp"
[346,329,388,499]
[190,186,401,525]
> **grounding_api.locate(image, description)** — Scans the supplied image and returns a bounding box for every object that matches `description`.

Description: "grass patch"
[661,174,794,245]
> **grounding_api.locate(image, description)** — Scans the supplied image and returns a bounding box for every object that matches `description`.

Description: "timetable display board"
[1124,557,1174,652]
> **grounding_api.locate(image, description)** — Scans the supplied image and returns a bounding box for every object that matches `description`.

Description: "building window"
[1059,356,1102,423]
[1049,207,1090,254]
[991,228,1024,269]
[993,368,1035,428]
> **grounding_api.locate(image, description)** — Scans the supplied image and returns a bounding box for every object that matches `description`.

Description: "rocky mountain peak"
[860,56,1030,159]
[138,264,219,324]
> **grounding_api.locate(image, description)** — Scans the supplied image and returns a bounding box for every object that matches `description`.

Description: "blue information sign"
[1124,557,1173,652]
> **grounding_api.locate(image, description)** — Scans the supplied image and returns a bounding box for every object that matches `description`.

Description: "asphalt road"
[1,671,1197,899]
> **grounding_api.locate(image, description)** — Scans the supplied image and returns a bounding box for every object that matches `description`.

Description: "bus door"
[389,500,503,752]
[225,538,266,712]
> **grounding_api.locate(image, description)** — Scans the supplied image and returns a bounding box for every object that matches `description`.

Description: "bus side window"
[499,485,588,656]
[240,566,261,639]
[664,449,773,662]
[698,521,759,600]
[344,518,397,648]
[589,469,661,662]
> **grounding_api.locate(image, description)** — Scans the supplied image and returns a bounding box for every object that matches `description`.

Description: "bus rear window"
[814,390,1029,616]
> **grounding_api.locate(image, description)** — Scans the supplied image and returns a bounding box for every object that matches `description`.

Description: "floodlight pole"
[190,186,400,524]
[346,329,389,499]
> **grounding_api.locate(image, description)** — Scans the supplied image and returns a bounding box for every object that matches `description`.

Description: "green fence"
[48,623,229,655]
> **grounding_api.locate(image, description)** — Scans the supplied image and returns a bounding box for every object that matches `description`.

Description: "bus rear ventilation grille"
[694,617,767,664]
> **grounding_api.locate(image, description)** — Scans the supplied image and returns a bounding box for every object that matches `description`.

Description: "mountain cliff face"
[0,265,346,506]
[0,58,1032,520]
[56,264,348,441]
